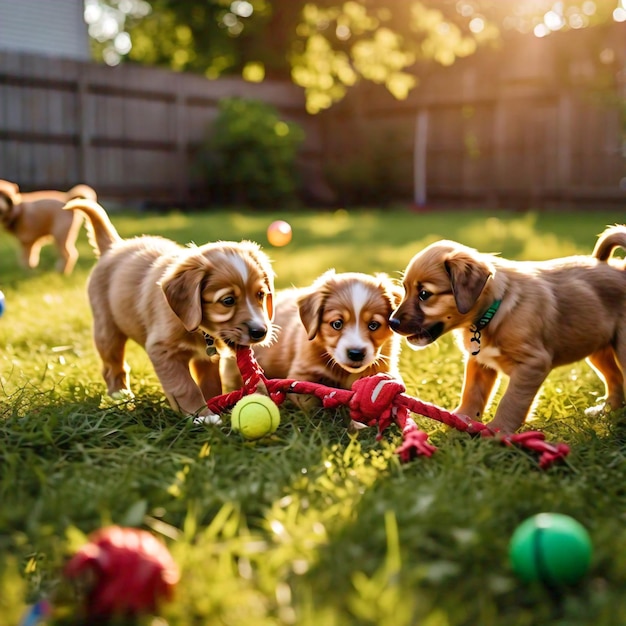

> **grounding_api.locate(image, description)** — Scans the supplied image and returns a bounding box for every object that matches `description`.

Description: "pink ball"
[267,220,292,247]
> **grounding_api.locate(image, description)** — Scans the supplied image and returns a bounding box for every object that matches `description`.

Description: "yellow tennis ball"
[231,393,280,440]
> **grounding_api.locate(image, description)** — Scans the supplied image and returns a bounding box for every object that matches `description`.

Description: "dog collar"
[202,331,218,357]
[469,299,501,356]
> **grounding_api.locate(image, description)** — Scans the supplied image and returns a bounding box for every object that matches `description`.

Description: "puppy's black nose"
[248,325,268,341]
[389,317,401,331]
[347,348,366,362]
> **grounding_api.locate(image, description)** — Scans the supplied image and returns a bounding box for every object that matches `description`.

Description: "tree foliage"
[86,0,623,112]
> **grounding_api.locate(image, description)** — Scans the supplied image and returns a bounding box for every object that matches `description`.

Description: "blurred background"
[0,0,624,211]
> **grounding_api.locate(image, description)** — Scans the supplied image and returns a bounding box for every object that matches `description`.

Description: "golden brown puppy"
[64,198,275,423]
[0,179,97,274]
[390,226,626,434]
[248,270,403,396]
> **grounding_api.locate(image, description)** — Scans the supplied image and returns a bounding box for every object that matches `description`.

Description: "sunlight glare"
[222,12,238,27]
[114,31,132,54]
[102,47,121,66]
[88,13,119,42]
[581,1,597,15]
[568,13,585,27]
[456,1,474,17]
[468,17,485,33]
[231,1,253,18]
[544,10,565,30]
[336,24,351,40]
[242,62,265,82]
[84,1,102,25]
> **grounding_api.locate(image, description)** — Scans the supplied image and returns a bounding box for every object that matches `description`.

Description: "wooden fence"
[0,51,323,206]
[1,21,625,209]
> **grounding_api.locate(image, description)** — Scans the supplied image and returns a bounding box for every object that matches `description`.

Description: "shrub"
[197,98,305,208]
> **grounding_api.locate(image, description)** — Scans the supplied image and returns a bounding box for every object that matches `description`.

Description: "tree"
[85,0,625,112]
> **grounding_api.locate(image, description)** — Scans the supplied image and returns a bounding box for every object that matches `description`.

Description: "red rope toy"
[207,346,570,469]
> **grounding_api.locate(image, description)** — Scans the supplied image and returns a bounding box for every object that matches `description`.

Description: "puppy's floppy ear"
[265,291,274,320]
[445,251,493,314]
[390,285,404,309]
[260,262,275,321]
[160,256,210,332]
[375,273,404,309]
[298,289,325,340]
[245,242,275,320]
[298,269,336,339]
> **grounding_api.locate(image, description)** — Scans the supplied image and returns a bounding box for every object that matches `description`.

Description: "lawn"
[1,206,626,626]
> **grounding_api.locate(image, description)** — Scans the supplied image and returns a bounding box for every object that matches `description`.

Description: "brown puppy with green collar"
[390,226,626,434]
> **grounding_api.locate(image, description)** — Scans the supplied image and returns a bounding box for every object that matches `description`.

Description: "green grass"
[1,206,626,625]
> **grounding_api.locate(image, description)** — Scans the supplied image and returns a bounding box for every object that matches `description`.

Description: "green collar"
[473,299,501,331]
[469,300,501,356]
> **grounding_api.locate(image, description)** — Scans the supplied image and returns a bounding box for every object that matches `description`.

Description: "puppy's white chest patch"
[474,345,502,368]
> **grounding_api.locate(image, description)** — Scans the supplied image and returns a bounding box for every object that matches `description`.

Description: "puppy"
[390,226,626,434]
[0,179,97,274]
[248,270,403,398]
[64,198,275,423]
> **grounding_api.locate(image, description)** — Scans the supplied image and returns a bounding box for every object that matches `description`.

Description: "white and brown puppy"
[0,179,97,274]
[250,270,403,394]
[64,198,275,423]
[390,226,626,434]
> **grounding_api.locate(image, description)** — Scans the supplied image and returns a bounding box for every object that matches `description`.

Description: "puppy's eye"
[418,289,432,302]
[256,291,265,302]
[368,321,381,332]
[330,320,343,331]
[221,295,236,307]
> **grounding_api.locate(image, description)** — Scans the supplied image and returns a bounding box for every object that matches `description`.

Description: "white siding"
[0,0,89,60]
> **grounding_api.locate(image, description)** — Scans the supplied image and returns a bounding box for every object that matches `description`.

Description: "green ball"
[231,393,280,440]
[509,513,592,585]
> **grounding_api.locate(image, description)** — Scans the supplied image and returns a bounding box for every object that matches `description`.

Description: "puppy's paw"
[584,402,612,417]
[452,411,489,437]
[289,393,321,414]
[348,419,369,434]
[192,411,222,426]
[111,389,135,401]
[452,412,472,426]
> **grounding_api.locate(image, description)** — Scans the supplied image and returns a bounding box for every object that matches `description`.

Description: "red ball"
[64,526,180,618]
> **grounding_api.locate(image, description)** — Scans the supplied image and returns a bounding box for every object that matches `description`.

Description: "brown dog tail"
[593,225,626,262]
[63,199,122,256]
[65,184,98,202]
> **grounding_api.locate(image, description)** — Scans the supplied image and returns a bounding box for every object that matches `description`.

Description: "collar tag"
[469,299,501,356]
[203,332,217,357]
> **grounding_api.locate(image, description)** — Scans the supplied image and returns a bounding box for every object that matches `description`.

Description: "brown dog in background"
[390,225,626,434]
[0,179,97,274]
[64,198,275,423]
[245,270,403,407]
